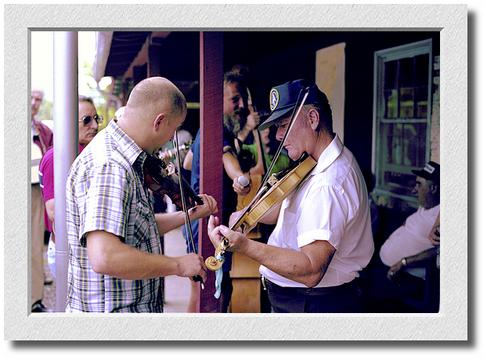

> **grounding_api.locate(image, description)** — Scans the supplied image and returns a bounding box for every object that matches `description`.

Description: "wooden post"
[199,32,223,312]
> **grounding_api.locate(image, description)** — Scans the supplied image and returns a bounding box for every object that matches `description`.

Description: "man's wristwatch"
[401,257,408,266]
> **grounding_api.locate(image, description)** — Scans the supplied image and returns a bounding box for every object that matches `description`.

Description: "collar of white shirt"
[309,134,344,176]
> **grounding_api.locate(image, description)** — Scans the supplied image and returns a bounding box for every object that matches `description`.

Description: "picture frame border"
[4,3,468,341]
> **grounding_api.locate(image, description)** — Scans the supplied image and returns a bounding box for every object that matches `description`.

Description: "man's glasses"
[80,115,103,126]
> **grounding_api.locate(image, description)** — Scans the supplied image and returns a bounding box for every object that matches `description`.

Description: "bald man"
[65,77,217,312]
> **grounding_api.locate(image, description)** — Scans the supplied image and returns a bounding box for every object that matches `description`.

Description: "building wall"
[430,55,440,163]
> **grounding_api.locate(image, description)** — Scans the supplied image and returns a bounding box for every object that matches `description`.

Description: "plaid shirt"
[65,120,163,312]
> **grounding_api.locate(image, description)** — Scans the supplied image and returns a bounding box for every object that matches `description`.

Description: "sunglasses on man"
[80,115,103,126]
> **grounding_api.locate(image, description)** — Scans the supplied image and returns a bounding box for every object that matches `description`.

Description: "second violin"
[143,153,203,210]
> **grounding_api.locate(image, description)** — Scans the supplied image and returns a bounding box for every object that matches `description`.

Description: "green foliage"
[38,100,53,120]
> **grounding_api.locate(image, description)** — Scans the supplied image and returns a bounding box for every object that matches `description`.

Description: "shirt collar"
[309,134,344,175]
[106,119,147,166]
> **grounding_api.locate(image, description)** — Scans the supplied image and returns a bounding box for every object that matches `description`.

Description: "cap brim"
[258,106,294,130]
[411,169,439,183]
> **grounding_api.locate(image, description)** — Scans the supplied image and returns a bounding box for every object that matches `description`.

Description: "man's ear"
[153,113,165,131]
[307,108,320,131]
[430,183,439,195]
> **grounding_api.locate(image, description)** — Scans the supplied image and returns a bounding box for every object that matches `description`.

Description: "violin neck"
[160,141,191,159]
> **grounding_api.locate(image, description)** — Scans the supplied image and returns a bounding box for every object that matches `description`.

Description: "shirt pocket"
[131,202,154,249]
[281,209,298,249]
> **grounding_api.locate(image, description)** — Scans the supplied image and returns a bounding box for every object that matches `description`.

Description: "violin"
[143,154,203,210]
[205,86,314,271]
[205,154,316,270]
[144,143,205,288]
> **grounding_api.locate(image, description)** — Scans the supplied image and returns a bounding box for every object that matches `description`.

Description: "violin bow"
[173,131,204,289]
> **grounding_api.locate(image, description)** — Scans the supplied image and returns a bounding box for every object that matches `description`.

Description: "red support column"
[198,32,223,312]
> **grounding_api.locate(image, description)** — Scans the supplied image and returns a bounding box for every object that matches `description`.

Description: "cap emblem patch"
[270,88,279,112]
[424,164,435,174]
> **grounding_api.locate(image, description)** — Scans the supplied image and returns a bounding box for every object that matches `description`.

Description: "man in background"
[183,71,252,312]
[39,96,101,284]
[31,89,53,312]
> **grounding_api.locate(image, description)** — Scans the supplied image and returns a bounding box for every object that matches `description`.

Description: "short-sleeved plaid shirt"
[65,120,163,312]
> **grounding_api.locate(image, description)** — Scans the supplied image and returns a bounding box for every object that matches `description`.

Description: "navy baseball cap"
[259,79,330,130]
[412,161,440,184]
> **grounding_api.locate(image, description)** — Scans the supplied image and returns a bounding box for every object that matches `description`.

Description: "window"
[373,39,432,205]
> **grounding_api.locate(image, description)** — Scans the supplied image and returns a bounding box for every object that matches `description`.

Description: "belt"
[263,277,358,295]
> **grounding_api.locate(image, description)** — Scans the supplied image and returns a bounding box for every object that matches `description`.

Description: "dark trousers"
[265,278,363,313]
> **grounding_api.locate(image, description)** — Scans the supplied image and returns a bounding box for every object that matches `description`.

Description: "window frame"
[372,39,433,206]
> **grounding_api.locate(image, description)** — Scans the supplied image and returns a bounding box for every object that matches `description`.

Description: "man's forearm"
[403,246,439,267]
[105,246,180,280]
[155,211,186,234]
[87,231,180,279]
[239,240,330,287]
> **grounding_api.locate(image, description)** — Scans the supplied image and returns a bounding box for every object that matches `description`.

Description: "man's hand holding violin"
[188,194,218,221]
[207,215,250,253]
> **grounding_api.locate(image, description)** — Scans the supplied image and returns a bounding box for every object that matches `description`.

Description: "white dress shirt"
[260,135,374,287]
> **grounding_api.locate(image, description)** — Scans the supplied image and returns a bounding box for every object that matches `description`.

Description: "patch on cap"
[269,88,279,112]
[424,163,435,174]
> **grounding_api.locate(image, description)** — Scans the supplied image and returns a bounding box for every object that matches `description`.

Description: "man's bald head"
[118,77,187,153]
[126,77,186,120]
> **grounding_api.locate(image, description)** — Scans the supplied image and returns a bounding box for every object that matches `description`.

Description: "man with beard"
[183,71,251,312]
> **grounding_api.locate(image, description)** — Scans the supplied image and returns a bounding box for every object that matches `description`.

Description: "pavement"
[42,227,190,313]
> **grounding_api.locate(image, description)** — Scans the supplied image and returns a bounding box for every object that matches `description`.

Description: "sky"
[31,31,97,102]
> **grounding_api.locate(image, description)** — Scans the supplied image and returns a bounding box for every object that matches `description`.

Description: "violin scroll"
[204,238,229,271]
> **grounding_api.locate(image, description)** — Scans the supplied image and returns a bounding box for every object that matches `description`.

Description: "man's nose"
[276,127,284,141]
[90,119,99,129]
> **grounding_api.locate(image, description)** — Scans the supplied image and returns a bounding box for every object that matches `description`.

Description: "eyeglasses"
[80,115,103,126]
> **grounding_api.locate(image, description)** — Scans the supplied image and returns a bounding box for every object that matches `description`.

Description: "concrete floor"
[42,227,190,313]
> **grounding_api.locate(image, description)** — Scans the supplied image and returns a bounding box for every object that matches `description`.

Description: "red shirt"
[39,144,85,232]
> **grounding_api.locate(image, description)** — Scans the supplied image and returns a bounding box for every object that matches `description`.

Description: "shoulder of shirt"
[39,147,54,169]
[71,132,133,178]
[313,148,353,182]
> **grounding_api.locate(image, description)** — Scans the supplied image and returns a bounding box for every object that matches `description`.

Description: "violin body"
[235,155,316,233]
[205,154,317,271]
[143,154,203,210]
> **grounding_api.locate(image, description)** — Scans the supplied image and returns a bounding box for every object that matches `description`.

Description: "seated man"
[363,161,440,312]
[380,161,440,274]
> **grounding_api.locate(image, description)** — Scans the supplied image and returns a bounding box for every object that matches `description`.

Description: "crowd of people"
[31,68,440,313]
